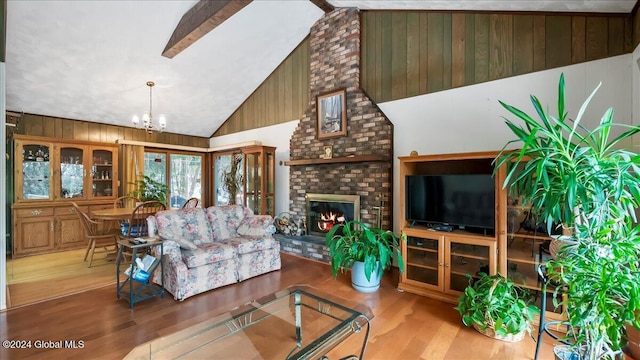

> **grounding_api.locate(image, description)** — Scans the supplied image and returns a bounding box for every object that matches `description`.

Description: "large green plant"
[129,175,168,204]
[325,221,405,281]
[494,73,640,236]
[495,73,640,359]
[455,273,538,339]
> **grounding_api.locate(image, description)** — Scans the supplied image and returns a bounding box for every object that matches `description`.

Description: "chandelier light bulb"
[158,114,167,129]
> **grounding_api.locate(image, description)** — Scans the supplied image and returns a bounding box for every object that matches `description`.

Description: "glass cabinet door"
[445,237,496,294]
[16,141,53,201]
[404,235,442,290]
[244,151,260,214]
[214,153,243,206]
[265,150,275,216]
[90,148,115,199]
[59,145,85,199]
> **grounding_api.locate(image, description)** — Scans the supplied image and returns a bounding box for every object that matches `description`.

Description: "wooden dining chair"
[125,201,167,239]
[72,202,120,268]
[181,197,199,209]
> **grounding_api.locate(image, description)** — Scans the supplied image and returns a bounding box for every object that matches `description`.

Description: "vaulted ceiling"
[5,0,637,137]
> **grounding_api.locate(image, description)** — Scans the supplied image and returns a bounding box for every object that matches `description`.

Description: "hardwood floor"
[5,249,116,308]
[0,253,558,359]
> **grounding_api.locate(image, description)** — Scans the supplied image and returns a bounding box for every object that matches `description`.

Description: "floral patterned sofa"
[152,205,281,301]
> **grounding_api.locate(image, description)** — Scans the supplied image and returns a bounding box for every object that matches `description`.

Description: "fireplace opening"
[306,194,360,237]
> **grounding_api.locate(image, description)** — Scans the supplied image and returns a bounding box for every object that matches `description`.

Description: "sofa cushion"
[155,208,214,246]
[221,236,280,255]
[181,242,237,268]
[205,205,249,241]
[236,215,274,237]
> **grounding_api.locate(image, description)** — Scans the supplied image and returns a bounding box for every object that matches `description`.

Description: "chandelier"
[132,81,167,134]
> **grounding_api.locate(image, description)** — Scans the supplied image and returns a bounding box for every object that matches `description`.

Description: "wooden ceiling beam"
[162,0,252,59]
[309,0,334,13]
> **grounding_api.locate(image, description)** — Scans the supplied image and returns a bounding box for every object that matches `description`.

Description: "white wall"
[378,54,633,234]
[209,120,298,216]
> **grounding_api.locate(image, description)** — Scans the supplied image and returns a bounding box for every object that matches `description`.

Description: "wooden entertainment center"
[398,151,558,312]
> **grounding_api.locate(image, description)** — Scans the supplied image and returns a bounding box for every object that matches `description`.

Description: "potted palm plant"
[494,73,640,359]
[325,221,404,293]
[455,273,538,342]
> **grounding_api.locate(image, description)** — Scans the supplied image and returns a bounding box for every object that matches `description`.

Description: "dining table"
[92,207,138,221]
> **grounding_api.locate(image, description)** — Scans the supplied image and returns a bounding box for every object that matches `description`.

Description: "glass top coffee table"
[124,285,373,359]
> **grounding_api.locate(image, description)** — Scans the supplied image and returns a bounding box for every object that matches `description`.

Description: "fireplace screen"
[306,194,360,237]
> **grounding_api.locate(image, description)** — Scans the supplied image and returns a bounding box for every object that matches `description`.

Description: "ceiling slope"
[5,0,636,138]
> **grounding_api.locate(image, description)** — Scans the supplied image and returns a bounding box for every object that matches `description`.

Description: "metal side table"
[116,237,164,308]
[534,265,572,360]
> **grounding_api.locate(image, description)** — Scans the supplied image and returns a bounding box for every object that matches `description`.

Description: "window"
[144,150,203,209]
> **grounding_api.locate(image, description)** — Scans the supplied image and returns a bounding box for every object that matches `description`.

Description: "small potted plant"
[325,220,404,293]
[455,273,538,342]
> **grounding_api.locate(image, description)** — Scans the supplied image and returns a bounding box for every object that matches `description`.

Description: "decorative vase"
[351,261,381,293]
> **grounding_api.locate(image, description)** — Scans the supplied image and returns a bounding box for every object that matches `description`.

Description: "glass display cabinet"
[242,145,275,216]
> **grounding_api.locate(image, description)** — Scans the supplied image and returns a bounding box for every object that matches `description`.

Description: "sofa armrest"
[236,215,275,237]
[153,240,191,301]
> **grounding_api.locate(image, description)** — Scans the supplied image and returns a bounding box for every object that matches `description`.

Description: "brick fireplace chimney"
[288,8,393,230]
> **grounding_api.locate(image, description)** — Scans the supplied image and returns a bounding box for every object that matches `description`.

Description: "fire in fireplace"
[306,194,360,237]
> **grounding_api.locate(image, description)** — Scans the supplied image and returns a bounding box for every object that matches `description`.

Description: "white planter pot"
[351,261,381,293]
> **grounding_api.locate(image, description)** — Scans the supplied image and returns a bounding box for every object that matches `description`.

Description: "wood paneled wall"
[213,37,310,137]
[17,113,209,148]
[213,10,636,137]
[361,11,634,103]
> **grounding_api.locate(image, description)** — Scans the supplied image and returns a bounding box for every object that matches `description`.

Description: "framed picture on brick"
[317,89,347,139]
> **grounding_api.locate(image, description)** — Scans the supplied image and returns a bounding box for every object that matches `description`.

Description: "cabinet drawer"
[14,208,55,218]
[55,205,89,216]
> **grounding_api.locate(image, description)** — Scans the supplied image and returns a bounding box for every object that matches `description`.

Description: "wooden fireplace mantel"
[284,154,388,166]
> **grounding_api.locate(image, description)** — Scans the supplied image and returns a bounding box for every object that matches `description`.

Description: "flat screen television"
[405,174,495,231]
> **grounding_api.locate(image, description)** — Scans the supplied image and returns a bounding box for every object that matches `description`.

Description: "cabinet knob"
[438,262,443,267]
[70,208,76,213]
[445,263,450,268]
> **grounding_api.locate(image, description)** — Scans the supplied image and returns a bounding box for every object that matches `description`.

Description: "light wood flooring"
[5,248,117,308]
[0,253,558,360]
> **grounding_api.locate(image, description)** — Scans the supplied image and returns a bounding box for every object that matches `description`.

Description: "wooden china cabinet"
[12,135,119,257]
